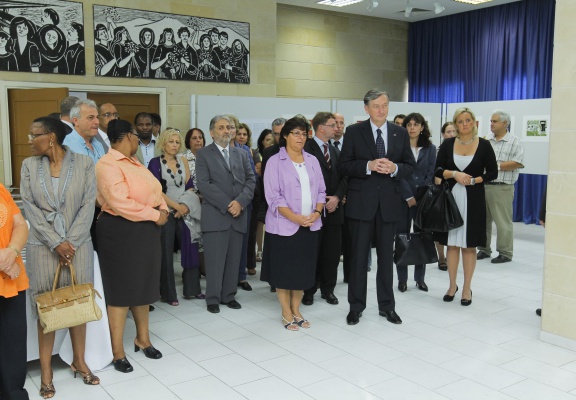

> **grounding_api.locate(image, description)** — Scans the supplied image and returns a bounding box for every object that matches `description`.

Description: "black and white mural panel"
[93,5,250,84]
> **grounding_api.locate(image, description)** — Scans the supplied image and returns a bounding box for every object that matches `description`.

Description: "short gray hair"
[492,109,511,126]
[60,96,80,117]
[209,115,230,131]
[70,99,98,120]
[271,118,286,130]
[363,89,389,105]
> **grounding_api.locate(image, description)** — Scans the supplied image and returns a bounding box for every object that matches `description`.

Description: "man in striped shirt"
[477,110,524,264]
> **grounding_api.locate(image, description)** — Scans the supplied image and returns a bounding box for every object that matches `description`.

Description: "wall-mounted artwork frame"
[92,5,250,84]
[0,0,85,75]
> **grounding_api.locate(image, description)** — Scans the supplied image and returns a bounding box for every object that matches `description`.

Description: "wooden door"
[8,87,69,190]
[87,92,159,127]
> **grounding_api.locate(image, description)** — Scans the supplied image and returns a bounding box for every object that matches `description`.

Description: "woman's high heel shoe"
[70,363,100,385]
[134,342,163,359]
[39,381,56,399]
[113,357,133,373]
[443,285,459,302]
[461,290,473,306]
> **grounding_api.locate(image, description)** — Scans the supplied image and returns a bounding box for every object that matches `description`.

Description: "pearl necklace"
[456,135,476,145]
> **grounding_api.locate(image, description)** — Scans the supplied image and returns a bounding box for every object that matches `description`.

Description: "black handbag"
[394,232,438,266]
[414,181,464,232]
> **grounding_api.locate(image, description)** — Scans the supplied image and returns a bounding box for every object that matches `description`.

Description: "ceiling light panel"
[453,0,494,4]
[316,0,364,7]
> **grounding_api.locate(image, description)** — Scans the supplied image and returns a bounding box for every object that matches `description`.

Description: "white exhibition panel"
[335,100,444,143]
[194,95,331,147]
[447,99,550,175]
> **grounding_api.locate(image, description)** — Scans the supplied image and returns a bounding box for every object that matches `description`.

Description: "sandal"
[292,315,310,329]
[40,381,56,399]
[71,363,100,385]
[256,251,263,262]
[438,262,448,271]
[282,316,298,331]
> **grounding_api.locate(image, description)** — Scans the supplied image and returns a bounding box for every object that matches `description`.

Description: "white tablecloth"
[26,251,113,371]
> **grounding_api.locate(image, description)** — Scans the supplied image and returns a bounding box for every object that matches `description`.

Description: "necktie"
[222,148,230,168]
[334,141,340,149]
[323,143,331,169]
[376,128,386,158]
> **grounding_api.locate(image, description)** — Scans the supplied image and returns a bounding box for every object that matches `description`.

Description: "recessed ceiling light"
[316,0,364,7]
[453,0,494,4]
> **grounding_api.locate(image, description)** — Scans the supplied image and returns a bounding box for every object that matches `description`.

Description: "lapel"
[210,143,231,172]
[279,147,300,182]
[386,121,397,159]
[360,119,378,159]
[309,139,330,170]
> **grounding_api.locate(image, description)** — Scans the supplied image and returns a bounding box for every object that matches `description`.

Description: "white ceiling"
[277,0,523,22]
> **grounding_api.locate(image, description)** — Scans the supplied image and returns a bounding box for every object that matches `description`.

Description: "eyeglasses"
[289,131,307,137]
[322,124,337,129]
[28,131,51,141]
[100,112,120,118]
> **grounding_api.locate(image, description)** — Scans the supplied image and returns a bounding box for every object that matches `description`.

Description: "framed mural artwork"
[93,5,250,84]
[522,115,550,142]
[0,0,85,75]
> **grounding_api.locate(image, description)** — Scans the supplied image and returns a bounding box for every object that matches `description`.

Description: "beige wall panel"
[545,214,576,259]
[276,62,313,80]
[551,44,576,86]
[545,173,576,215]
[237,83,277,97]
[548,88,574,131]
[543,254,576,299]
[542,293,576,341]
[310,64,336,81]
[547,132,574,172]
[334,66,383,84]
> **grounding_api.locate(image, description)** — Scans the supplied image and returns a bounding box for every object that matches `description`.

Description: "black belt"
[486,182,509,185]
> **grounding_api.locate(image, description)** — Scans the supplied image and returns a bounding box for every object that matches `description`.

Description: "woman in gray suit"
[396,113,436,293]
[21,116,100,398]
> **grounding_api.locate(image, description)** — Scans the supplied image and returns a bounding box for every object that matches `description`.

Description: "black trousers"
[0,291,29,400]
[396,204,426,283]
[160,213,179,302]
[305,224,342,295]
[348,207,396,313]
[342,216,352,282]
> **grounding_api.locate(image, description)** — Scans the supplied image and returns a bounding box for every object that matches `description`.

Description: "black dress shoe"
[221,300,242,309]
[149,305,155,312]
[491,255,511,264]
[477,251,490,260]
[321,293,339,305]
[113,357,133,373]
[134,343,162,359]
[379,310,402,324]
[461,290,472,306]
[346,311,362,325]
[438,262,448,271]
[238,281,252,291]
[416,282,428,292]
[443,286,458,302]
[270,286,276,292]
[302,293,314,306]
[536,308,542,317]
[398,282,407,292]
[207,304,220,313]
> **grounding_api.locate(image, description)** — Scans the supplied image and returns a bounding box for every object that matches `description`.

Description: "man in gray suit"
[196,115,256,313]
[96,102,118,152]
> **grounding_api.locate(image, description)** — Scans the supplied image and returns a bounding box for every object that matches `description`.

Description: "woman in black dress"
[435,108,497,306]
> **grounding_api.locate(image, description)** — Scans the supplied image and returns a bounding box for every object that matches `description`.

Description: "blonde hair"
[156,129,183,154]
[452,107,478,138]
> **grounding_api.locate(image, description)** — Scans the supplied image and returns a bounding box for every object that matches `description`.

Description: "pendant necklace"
[457,135,476,145]
[161,154,183,187]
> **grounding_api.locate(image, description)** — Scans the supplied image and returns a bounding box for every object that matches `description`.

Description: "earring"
[50,141,53,146]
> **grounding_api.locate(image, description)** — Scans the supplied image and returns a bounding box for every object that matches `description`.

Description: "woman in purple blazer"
[261,117,326,331]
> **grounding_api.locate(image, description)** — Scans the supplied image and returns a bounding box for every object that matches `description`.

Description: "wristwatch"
[470,178,476,186]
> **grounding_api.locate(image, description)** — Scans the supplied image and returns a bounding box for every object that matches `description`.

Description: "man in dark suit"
[339,89,415,325]
[302,112,347,306]
[196,115,256,313]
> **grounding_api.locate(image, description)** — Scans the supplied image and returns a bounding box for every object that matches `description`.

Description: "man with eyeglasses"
[96,102,118,152]
[302,112,347,306]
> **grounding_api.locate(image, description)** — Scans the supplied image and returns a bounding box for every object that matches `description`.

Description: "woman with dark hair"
[65,22,85,75]
[226,39,249,83]
[21,117,100,397]
[0,182,29,400]
[441,121,456,141]
[137,27,156,78]
[111,26,140,77]
[257,129,274,158]
[255,128,274,261]
[196,33,220,81]
[151,28,176,79]
[37,24,67,73]
[94,23,115,76]
[395,112,436,293]
[0,31,18,71]
[9,16,40,72]
[184,128,206,192]
[96,119,168,373]
[261,117,326,330]
[41,8,59,26]
[175,27,198,79]
[435,108,497,306]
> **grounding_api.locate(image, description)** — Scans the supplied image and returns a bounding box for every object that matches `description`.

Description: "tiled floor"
[26,223,576,400]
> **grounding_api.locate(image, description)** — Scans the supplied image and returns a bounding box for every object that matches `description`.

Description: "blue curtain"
[407,0,555,224]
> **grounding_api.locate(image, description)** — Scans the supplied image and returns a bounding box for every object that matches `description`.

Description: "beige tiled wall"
[541,0,576,345]
[276,5,409,101]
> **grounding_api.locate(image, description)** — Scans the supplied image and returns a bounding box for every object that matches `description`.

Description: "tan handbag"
[36,261,102,334]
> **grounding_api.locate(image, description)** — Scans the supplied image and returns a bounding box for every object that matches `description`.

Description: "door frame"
[0,81,167,186]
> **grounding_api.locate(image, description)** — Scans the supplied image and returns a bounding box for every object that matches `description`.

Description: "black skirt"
[96,212,161,306]
[260,227,319,290]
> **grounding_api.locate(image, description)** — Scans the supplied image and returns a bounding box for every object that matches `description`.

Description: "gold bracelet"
[7,245,20,257]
